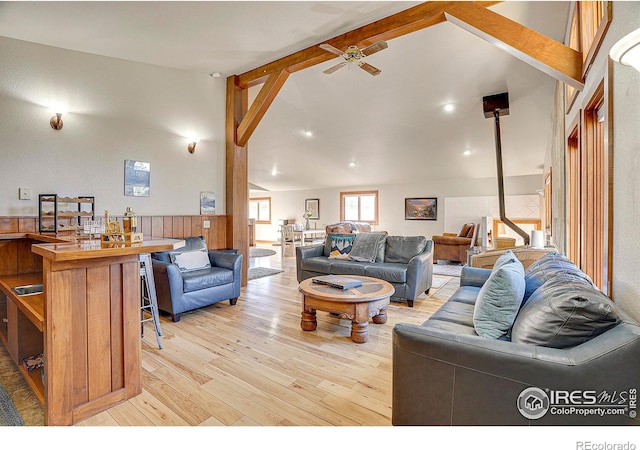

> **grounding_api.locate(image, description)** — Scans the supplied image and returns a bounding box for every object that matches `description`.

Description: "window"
[340,191,378,224]
[566,80,611,293]
[249,197,271,224]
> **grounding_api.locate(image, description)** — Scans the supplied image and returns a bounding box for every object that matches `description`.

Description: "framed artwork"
[124,160,150,197]
[305,198,320,220]
[405,197,437,220]
[200,191,216,214]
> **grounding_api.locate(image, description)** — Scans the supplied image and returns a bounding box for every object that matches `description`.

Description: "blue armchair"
[151,236,242,322]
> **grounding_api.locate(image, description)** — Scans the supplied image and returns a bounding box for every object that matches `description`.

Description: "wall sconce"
[50,113,63,130]
[187,140,198,153]
[610,27,640,72]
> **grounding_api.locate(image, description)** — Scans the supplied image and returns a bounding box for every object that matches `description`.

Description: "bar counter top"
[31,237,185,261]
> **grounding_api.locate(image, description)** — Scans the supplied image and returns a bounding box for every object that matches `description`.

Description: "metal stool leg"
[139,253,163,349]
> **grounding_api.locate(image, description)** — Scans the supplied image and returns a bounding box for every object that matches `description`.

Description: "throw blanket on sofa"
[349,233,385,262]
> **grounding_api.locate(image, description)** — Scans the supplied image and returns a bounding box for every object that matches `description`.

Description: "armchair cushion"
[458,223,475,238]
[181,266,234,293]
[169,249,211,272]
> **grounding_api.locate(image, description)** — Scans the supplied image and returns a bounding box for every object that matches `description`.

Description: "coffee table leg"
[301,310,317,331]
[372,307,388,324]
[350,321,368,343]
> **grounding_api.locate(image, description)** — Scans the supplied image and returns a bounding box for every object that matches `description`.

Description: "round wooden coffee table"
[298,276,395,343]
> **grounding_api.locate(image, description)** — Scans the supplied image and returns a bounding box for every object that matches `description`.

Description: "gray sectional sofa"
[296,233,433,307]
[392,251,640,425]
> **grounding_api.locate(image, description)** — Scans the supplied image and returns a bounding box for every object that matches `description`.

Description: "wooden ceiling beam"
[237,69,290,147]
[237,1,501,88]
[445,2,584,89]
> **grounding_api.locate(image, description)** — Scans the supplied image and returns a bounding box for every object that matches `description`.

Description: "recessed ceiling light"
[349,162,356,167]
[443,103,455,113]
[304,130,313,137]
[271,168,277,176]
[463,150,472,156]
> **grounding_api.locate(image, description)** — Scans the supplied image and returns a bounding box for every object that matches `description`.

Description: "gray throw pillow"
[511,276,620,348]
[473,259,525,339]
[384,236,427,263]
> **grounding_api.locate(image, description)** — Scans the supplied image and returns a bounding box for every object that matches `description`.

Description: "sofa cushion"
[523,252,593,303]
[365,264,408,284]
[349,232,386,262]
[182,266,233,293]
[330,261,369,276]
[300,257,332,274]
[473,259,525,339]
[169,249,211,272]
[385,236,427,263]
[511,276,621,348]
[324,233,356,258]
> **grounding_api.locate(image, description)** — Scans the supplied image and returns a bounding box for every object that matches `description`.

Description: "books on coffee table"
[312,275,363,289]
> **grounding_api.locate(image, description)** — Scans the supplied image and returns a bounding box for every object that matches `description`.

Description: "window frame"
[339,190,379,225]
[249,197,271,224]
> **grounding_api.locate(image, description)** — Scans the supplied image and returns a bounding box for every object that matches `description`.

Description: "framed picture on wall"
[405,197,437,220]
[305,198,320,220]
[200,191,216,214]
[124,160,150,197]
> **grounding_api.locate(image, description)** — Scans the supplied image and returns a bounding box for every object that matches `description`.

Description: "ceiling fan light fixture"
[320,40,387,76]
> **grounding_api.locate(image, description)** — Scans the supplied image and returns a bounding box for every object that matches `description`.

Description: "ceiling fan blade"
[358,62,381,76]
[361,40,388,57]
[323,62,347,74]
[319,43,345,56]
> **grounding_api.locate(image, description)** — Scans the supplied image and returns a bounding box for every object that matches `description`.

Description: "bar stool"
[139,253,163,349]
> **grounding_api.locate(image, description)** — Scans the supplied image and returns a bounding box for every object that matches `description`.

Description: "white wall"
[251,174,542,242]
[607,4,640,321]
[0,37,226,217]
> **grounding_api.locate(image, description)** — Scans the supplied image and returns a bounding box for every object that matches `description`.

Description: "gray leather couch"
[151,236,242,322]
[393,254,640,425]
[296,235,433,307]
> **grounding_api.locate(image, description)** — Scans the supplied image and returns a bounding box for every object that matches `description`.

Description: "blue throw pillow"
[473,259,525,339]
[493,249,518,271]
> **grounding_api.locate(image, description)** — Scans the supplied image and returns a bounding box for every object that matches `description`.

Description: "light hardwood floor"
[14,244,460,427]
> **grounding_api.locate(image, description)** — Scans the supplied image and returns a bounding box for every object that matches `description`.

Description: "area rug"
[249,247,276,258]
[0,383,23,426]
[433,263,463,277]
[248,267,284,281]
[431,275,451,289]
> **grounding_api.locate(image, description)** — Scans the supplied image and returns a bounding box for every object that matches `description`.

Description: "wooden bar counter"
[0,235,183,425]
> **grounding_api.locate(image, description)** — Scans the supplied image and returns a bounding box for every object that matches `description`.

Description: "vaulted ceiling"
[0,1,571,192]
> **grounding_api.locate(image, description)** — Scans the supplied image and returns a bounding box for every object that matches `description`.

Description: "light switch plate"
[19,188,31,200]
[203,220,211,229]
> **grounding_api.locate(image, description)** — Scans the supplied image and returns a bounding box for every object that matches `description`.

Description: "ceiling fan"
[319,40,388,76]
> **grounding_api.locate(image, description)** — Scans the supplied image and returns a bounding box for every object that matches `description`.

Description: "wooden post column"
[226,75,249,285]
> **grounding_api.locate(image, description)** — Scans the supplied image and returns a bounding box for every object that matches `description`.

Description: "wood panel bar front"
[32,238,183,425]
